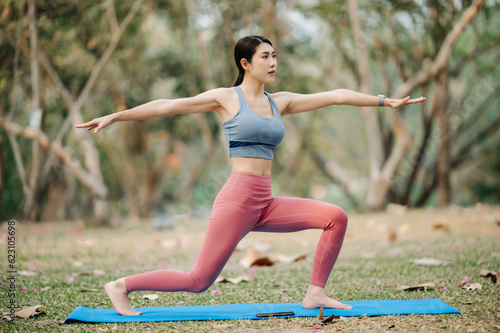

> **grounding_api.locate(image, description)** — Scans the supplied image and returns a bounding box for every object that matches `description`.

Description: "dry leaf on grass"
[409,258,452,266]
[215,275,251,284]
[463,283,482,291]
[386,203,408,216]
[158,238,181,250]
[73,261,84,268]
[80,287,98,292]
[388,229,398,243]
[143,294,159,300]
[396,282,436,291]
[480,269,500,285]
[239,247,274,268]
[433,223,450,232]
[72,269,105,277]
[271,253,307,264]
[317,306,339,323]
[1,304,45,320]
[17,270,37,276]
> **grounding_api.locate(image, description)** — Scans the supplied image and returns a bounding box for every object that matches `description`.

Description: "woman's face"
[244,42,277,84]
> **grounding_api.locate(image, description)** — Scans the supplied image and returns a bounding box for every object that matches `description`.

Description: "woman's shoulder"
[268,91,294,113]
[204,87,237,101]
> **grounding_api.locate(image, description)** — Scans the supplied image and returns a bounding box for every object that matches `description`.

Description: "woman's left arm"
[274,89,426,116]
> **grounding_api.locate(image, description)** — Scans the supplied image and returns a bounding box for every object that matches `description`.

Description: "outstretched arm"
[273,89,426,116]
[76,88,225,133]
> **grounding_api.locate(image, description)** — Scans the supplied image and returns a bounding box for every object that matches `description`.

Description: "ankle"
[306,284,325,297]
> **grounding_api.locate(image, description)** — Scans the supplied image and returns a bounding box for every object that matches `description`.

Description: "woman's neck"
[239,78,265,100]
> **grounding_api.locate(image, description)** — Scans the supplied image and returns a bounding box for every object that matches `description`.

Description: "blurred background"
[0,0,499,225]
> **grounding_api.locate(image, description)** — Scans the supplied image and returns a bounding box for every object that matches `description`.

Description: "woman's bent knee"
[326,205,348,230]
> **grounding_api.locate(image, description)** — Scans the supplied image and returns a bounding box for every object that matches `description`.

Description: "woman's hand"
[385,96,426,109]
[76,114,116,133]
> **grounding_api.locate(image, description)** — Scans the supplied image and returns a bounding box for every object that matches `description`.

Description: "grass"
[1,204,499,332]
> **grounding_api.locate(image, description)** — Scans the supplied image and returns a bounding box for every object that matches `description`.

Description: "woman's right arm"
[76,88,226,133]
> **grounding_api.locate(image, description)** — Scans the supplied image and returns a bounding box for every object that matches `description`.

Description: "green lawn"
[1,205,499,332]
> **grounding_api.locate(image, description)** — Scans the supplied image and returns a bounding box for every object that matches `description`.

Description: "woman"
[77,35,425,316]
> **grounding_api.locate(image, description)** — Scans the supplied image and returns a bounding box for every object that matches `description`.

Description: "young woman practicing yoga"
[77,35,425,315]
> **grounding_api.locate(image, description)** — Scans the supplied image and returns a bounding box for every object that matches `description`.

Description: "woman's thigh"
[253,196,347,233]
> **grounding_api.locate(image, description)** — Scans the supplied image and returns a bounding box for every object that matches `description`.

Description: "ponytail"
[232,71,244,86]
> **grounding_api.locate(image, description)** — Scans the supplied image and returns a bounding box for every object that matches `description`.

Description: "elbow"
[330,89,349,105]
[156,99,173,116]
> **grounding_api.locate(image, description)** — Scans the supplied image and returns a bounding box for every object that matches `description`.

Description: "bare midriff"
[230,157,273,176]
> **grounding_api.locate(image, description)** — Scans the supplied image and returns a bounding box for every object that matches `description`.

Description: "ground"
[1,204,499,332]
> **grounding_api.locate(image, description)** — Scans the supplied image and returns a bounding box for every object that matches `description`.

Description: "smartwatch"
[378,95,386,107]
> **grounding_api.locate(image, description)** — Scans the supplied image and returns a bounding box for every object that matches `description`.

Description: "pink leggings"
[125,172,348,293]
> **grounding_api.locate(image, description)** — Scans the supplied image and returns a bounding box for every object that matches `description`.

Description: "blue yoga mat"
[64,298,460,323]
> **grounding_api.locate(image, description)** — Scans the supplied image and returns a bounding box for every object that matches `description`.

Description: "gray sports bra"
[223,86,285,160]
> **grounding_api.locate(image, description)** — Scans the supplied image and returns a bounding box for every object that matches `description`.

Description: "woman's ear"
[240,58,250,71]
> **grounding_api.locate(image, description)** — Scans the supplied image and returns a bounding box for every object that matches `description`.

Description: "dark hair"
[232,35,273,86]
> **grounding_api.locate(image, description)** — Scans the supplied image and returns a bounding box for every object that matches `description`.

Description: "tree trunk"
[23,0,44,221]
[436,71,450,207]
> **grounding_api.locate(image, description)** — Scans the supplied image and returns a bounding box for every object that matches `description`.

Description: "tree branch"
[75,0,144,110]
[0,117,108,199]
[393,0,485,99]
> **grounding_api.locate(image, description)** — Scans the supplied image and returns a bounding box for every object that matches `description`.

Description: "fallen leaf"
[159,238,181,250]
[80,287,98,292]
[480,269,500,285]
[396,282,436,291]
[72,269,106,277]
[432,223,450,232]
[239,247,274,268]
[1,304,46,320]
[271,253,307,264]
[317,306,339,323]
[215,275,251,284]
[40,286,51,292]
[386,203,408,215]
[388,229,398,243]
[73,261,84,268]
[143,294,159,300]
[463,283,482,291]
[17,270,37,276]
[409,258,452,266]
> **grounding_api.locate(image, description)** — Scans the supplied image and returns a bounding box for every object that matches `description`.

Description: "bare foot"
[302,285,353,310]
[105,278,143,315]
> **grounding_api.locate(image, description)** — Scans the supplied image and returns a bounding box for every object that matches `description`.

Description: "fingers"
[75,119,104,133]
[407,96,426,104]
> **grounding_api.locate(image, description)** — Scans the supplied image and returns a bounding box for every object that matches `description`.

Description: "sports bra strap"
[234,86,248,111]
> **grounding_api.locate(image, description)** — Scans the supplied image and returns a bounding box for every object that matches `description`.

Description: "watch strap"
[378,95,385,107]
